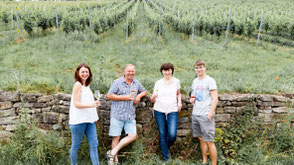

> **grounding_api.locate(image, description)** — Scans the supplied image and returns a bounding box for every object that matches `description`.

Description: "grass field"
[1,1,294,95]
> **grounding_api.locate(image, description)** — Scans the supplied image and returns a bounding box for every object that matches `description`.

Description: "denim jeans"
[154,110,178,160]
[69,122,99,165]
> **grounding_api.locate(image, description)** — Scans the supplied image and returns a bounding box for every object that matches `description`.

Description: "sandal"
[105,150,115,165]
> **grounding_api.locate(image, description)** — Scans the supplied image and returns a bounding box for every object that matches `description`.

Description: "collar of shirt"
[120,76,136,86]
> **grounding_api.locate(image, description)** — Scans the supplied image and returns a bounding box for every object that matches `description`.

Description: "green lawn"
[0,2,294,95]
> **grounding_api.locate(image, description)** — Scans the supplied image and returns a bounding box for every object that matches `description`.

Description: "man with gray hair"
[106,64,147,165]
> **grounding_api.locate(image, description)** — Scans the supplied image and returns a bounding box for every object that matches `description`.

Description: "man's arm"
[208,89,218,121]
[133,91,147,104]
[106,94,133,101]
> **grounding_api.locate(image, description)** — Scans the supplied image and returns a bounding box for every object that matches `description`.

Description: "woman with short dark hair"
[151,63,182,161]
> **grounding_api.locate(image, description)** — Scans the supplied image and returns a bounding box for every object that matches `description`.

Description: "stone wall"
[0,90,294,139]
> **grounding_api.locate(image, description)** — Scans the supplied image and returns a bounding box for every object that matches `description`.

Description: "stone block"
[258,109,272,114]
[58,105,69,114]
[52,124,61,131]
[224,107,236,114]
[98,110,110,119]
[258,113,274,122]
[219,94,234,101]
[0,91,20,102]
[0,116,18,125]
[23,102,34,108]
[0,131,13,139]
[42,107,51,112]
[178,117,189,123]
[272,107,290,113]
[41,112,59,124]
[38,95,54,103]
[177,129,191,137]
[21,93,39,103]
[216,108,224,114]
[237,94,256,102]
[0,108,15,117]
[136,109,153,123]
[137,124,143,134]
[215,114,231,122]
[273,95,290,102]
[34,103,47,108]
[231,102,249,107]
[58,114,68,123]
[178,122,191,129]
[0,102,12,110]
[63,101,70,106]
[273,102,287,107]
[258,95,273,102]
[5,125,17,131]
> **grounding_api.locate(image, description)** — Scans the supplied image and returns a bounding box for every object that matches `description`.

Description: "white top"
[69,85,99,125]
[153,77,180,114]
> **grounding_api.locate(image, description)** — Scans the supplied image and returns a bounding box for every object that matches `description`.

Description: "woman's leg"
[154,110,169,160]
[167,112,178,148]
[85,123,99,165]
[70,123,87,165]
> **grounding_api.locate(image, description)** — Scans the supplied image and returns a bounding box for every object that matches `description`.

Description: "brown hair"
[160,63,174,75]
[194,60,206,67]
[74,63,92,86]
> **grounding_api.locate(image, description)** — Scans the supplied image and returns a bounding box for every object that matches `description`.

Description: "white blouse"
[69,85,99,125]
[153,77,180,114]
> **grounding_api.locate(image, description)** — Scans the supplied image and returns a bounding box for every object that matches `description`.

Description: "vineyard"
[0,0,294,45]
[0,0,294,95]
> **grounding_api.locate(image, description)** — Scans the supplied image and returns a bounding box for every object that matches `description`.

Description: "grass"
[1,1,294,95]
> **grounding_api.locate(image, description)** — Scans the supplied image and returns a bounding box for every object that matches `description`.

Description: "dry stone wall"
[0,90,294,139]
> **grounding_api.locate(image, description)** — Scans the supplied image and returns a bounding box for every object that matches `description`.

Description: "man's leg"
[110,134,136,156]
[111,136,120,162]
[108,118,124,162]
[207,142,217,165]
[199,137,208,164]
[110,119,137,157]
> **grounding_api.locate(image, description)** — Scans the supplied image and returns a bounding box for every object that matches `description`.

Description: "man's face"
[124,66,135,80]
[194,65,206,77]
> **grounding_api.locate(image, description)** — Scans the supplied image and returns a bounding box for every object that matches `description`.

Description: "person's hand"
[208,113,213,122]
[124,94,134,101]
[92,100,100,107]
[133,96,140,105]
[151,93,158,100]
[177,102,182,112]
[189,98,195,104]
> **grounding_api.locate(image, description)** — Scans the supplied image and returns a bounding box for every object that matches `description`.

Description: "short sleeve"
[137,81,146,93]
[154,80,159,92]
[107,81,119,95]
[177,79,181,90]
[209,78,217,90]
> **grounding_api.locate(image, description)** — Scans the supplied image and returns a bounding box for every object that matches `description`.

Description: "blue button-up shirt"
[108,77,146,121]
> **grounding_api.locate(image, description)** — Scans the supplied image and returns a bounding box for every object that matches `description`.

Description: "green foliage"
[2,11,9,24]
[0,110,70,165]
[24,18,33,35]
[219,106,263,159]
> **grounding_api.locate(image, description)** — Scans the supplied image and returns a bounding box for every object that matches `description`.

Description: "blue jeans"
[154,110,178,160]
[69,123,99,165]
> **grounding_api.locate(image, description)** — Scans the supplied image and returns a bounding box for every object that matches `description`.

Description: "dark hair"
[194,60,206,67]
[74,63,92,86]
[160,63,174,75]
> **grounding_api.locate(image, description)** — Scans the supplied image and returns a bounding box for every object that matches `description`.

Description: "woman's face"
[162,69,173,78]
[79,67,89,82]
